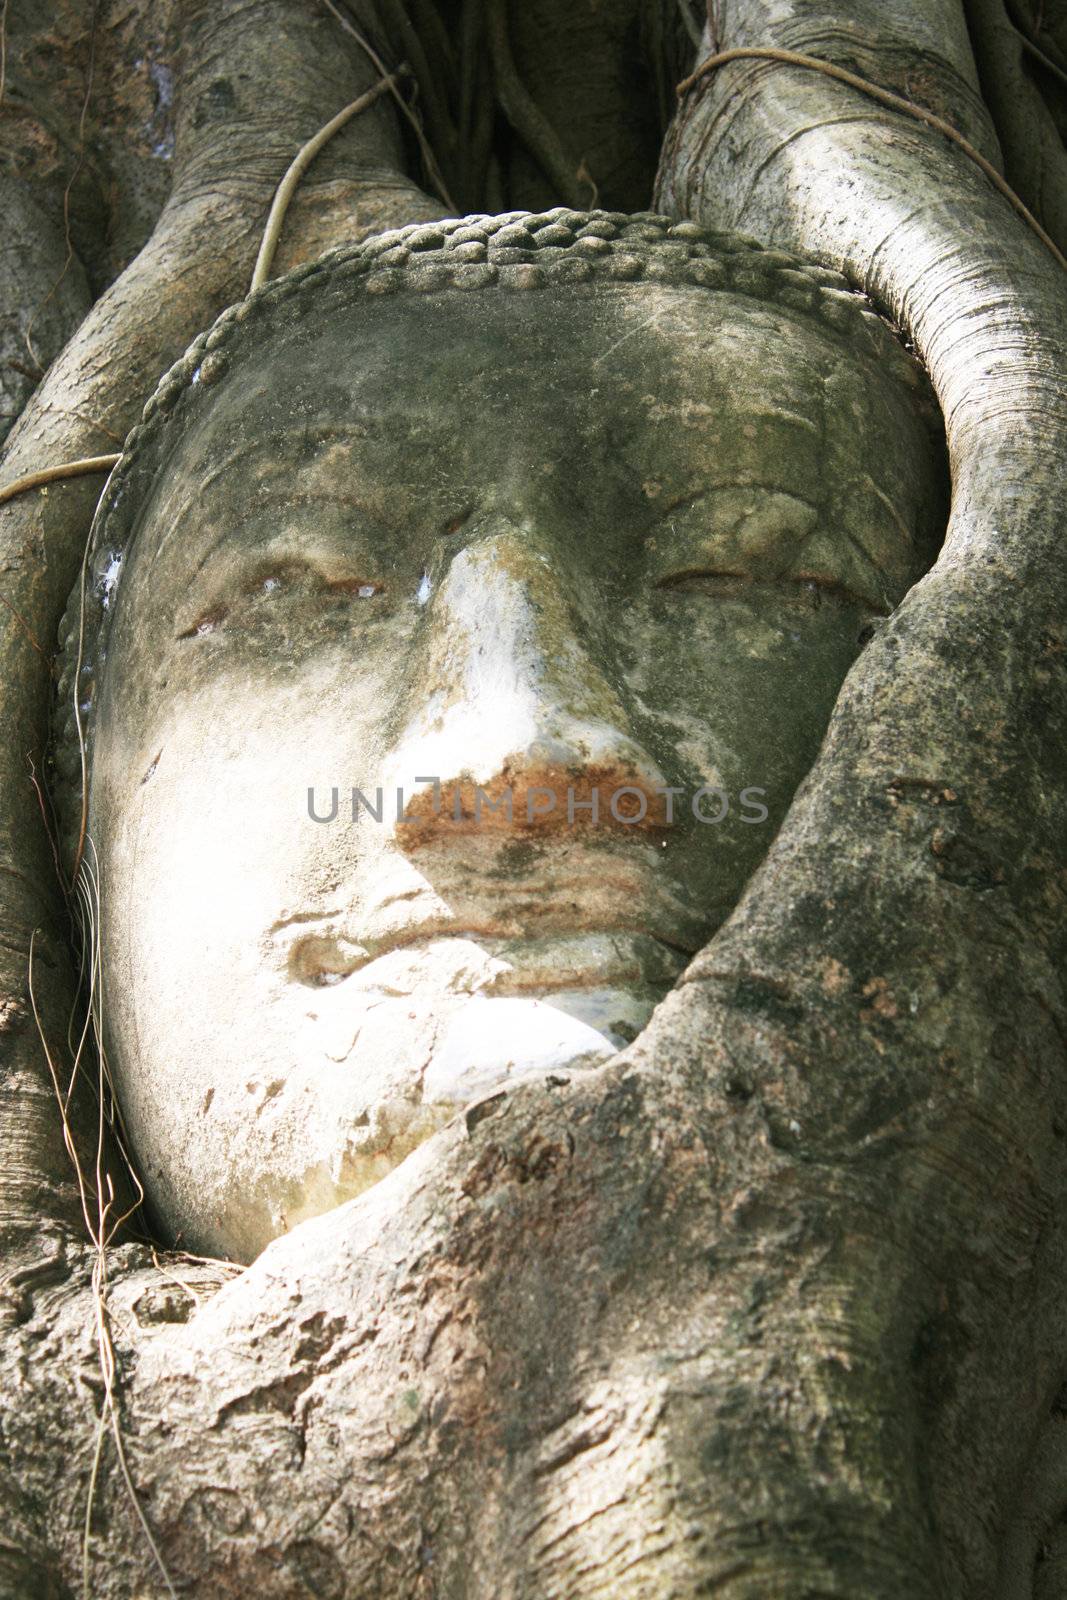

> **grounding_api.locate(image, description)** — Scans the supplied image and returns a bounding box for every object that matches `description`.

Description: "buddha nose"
[388,526,669,843]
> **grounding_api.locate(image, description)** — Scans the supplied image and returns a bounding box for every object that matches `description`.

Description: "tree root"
[250,68,408,291]
[677,46,1067,271]
[485,0,585,208]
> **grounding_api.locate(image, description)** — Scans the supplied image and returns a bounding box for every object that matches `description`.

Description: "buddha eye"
[654,569,884,614]
[789,573,886,612]
[242,562,385,602]
[648,488,900,615]
[175,564,385,640]
[322,576,384,598]
[653,569,745,596]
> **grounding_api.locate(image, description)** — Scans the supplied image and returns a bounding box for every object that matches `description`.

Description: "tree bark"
[655,0,1067,1591]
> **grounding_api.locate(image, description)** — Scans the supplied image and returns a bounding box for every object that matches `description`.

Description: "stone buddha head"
[52,210,946,1262]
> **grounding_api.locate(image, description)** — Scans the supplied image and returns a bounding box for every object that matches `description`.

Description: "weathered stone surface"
[57,218,944,1260]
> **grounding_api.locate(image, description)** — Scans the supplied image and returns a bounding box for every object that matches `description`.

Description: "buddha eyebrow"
[651,485,823,524]
[154,425,383,555]
[180,497,395,580]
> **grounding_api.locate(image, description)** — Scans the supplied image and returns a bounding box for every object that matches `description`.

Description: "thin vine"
[251,67,407,291]
[0,453,119,508]
[318,0,458,209]
[30,866,175,1599]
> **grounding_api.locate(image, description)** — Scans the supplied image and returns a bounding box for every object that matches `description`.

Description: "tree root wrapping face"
[50,210,946,1261]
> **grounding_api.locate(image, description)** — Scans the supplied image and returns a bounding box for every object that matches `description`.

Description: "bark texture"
[656,0,1067,1591]
[0,2,1065,1596]
[963,0,1067,256]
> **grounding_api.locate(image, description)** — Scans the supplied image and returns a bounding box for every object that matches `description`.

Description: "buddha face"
[89,272,941,1261]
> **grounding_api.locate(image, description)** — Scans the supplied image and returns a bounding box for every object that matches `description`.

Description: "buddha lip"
[350,925,698,988]
[281,878,709,987]
[355,869,709,961]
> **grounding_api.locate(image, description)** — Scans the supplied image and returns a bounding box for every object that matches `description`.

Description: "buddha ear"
[0,0,441,1254]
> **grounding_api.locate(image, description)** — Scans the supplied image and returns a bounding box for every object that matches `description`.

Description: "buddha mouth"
[281,859,710,990]
[289,924,699,995]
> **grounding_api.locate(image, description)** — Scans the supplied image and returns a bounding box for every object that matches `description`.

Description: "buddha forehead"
[133,279,928,583]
